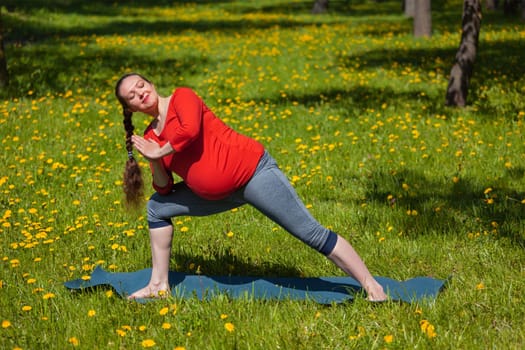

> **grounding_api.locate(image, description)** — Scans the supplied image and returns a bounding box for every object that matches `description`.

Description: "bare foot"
[128,283,170,300]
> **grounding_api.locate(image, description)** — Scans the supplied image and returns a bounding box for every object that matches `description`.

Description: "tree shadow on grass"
[3,0,236,14]
[4,0,523,106]
[170,249,304,278]
[3,0,331,44]
[237,31,523,117]
[5,44,210,98]
[249,83,446,119]
[338,37,525,87]
[353,167,525,245]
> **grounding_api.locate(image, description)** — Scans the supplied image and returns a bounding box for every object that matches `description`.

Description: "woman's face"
[117,75,159,114]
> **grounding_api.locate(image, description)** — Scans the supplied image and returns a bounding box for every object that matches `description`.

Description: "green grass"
[1,0,525,348]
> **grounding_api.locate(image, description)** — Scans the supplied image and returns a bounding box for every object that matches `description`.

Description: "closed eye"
[128,80,144,100]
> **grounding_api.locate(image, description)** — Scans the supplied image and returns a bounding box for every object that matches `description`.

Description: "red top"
[143,87,265,200]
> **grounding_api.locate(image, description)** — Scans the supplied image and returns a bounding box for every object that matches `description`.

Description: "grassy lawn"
[1,0,524,348]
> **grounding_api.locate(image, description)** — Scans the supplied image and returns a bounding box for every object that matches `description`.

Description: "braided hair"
[115,73,148,208]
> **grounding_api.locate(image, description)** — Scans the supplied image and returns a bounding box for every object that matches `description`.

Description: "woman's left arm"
[165,88,203,152]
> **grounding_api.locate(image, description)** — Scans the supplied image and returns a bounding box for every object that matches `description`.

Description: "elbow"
[154,185,173,196]
[152,178,174,195]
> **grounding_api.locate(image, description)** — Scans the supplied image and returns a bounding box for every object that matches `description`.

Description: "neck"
[151,96,170,120]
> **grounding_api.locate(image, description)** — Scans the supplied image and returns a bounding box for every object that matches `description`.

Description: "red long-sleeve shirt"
[143,87,265,200]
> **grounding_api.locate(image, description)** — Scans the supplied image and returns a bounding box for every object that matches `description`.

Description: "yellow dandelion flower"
[141,339,156,347]
[106,290,114,298]
[476,282,485,290]
[420,319,437,339]
[162,322,171,329]
[220,314,228,319]
[2,320,11,328]
[159,307,169,316]
[384,334,394,343]
[224,322,235,332]
[43,292,55,300]
[139,325,147,331]
[484,187,493,195]
[226,231,234,238]
[174,347,186,350]
[68,337,79,346]
[88,309,96,317]
[349,326,366,340]
[22,305,32,312]
[180,226,189,232]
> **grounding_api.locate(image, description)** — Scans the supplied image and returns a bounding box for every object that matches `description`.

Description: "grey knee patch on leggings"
[146,195,173,228]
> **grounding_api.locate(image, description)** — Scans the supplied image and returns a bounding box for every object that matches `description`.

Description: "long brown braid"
[115,73,148,208]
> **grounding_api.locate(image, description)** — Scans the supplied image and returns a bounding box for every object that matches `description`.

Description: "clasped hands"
[131,135,174,161]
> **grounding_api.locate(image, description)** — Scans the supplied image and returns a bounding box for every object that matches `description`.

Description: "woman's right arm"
[150,159,174,195]
[131,134,175,195]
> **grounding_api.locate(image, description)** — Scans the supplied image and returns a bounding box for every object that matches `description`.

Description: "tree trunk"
[312,0,329,14]
[485,0,498,10]
[414,0,432,37]
[445,0,482,107]
[0,8,9,89]
[404,0,416,17]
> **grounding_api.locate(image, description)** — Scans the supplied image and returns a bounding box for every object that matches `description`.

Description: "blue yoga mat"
[64,266,447,304]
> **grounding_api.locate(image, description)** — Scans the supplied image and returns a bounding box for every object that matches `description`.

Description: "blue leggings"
[147,151,338,255]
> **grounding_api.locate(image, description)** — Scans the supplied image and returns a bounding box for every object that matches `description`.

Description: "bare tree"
[445,0,482,107]
[414,0,432,37]
[0,8,9,89]
[312,0,329,14]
